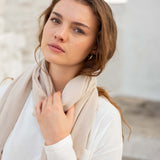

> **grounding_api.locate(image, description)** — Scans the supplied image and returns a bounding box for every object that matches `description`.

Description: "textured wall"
[0,0,50,80]
[99,0,160,101]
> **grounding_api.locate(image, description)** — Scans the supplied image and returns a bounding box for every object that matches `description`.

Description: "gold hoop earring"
[88,54,93,60]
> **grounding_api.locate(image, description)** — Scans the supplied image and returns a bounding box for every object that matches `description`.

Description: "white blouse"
[0,85,123,160]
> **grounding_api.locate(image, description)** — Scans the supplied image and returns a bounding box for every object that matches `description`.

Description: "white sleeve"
[43,135,77,160]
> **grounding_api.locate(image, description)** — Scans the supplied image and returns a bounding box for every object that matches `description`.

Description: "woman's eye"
[50,18,60,24]
[74,28,85,34]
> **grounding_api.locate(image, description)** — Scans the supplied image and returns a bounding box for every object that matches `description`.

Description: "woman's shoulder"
[97,96,121,121]
[91,95,122,137]
[86,96,123,157]
[91,95,122,141]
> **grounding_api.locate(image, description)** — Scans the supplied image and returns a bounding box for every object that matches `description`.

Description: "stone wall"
[0,0,50,81]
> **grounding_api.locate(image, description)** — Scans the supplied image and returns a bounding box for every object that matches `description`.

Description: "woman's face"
[41,0,98,70]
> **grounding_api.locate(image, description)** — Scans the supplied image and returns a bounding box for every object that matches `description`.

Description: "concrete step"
[114,97,160,160]
[123,157,143,160]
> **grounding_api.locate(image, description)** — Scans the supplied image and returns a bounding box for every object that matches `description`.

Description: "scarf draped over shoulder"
[0,59,98,160]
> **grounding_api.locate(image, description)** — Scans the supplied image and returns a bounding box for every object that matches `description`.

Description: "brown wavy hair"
[34,0,131,138]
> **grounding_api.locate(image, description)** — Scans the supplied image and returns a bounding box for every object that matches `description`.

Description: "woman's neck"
[48,62,81,92]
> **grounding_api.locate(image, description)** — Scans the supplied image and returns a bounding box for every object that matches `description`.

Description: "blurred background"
[0,0,159,159]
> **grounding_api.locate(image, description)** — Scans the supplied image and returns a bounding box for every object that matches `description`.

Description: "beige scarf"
[0,59,98,160]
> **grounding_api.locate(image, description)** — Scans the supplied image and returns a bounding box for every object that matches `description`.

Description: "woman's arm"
[90,107,123,159]
[41,96,123,160]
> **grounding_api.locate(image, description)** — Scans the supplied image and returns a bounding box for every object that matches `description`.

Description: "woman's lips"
[48,43,65,53]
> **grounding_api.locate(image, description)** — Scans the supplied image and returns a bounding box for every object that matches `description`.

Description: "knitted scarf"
[0,59,98,160]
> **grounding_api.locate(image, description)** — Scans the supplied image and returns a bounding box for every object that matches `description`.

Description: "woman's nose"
[54,26,68,42]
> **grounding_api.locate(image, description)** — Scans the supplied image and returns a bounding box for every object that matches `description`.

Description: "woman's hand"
[35,92,75,146]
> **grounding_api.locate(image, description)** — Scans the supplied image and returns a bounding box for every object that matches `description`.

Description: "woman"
[0,0,127,159]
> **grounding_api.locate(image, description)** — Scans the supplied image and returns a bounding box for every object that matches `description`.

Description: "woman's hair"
[34,0,131,138]
[35,0,117,76]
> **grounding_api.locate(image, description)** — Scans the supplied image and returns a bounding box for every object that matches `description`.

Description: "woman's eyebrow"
[72,22,90,29]
[52,11,63,19]
[52,11,90,29]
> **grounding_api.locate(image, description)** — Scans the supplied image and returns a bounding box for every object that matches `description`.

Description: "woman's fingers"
[36,101,42,116]
[47,95,53,107]
[66,105,75,123]
[42,98,47,112]
[53,92,63,112]
[36,93,75,144]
